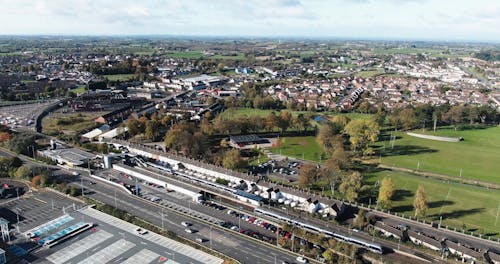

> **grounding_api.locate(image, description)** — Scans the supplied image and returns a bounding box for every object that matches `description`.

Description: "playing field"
[366,170,500,237]
[270,136,325,162]
[375,126,500,184]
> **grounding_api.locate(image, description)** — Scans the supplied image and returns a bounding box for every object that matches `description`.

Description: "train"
[254,208,384,254]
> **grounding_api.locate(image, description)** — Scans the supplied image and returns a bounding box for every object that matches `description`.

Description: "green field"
[374,126,500,184]
[165,51,204,59]
[270,136,325,162]
[367,170,500,237]
[211,53,245,60]
[71,86,86,94]
[103,74,135,81]
[220,108,373,120]
[354,69,384,78]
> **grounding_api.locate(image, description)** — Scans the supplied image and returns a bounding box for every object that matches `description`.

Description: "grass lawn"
[103,74,135,82]
[374,126,500,184]
[354,69,384,78]
[220,108,373,120]
[366,170,500,237]
[71,86,86,94]
[270,136,326,162]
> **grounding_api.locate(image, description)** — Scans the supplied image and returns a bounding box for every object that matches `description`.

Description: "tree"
[339,171,363,202]
[31,175,41,187]
[127,118,144,136]
[264,112,278,132]
[332,115,351,129]
[399,108,418,130]
[8,134,36,156]
[222,149,246,170]
[372,106,386,127]
[378,177,394,209]
[14,165,32,180]
[298,163,318,187]
[0,132,10,143]
[353,209,366,229]
[413,185,428,217]
[344,119,380,153]
[277,111,291,134]
[144,120,159,141]
[217,63,225,75]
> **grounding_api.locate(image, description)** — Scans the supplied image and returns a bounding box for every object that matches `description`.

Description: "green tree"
[344,119,380,153]
[332,115,351,128]
[378,177,394,209]
[413,185,428,217]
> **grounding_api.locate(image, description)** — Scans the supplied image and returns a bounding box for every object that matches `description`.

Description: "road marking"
[34,197,48,204]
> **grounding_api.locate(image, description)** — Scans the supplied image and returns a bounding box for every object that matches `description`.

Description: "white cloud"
[0,0,498,41]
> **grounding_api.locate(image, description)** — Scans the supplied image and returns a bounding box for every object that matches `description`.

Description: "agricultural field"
[373,126,500,184]
[270,136,325,162]
[366,170,500,238]
[102,74,136,81]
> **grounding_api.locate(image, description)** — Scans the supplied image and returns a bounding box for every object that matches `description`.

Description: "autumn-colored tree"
[344,119,380,153]
[399,108,418,130]
[378,177,394,209]
[0,132,10,143]
[31,175,41,187]
[413,185,428,217]
[332,115,351,128]
[222,149,246,170]
[339,171,363,202]
[127,118,145,136]
[144,120,159,141]
[353,209,366,229]
[298,163,318,187]
[264,112,278,132]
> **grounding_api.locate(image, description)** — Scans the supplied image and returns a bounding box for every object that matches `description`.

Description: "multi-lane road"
[73,170,299,264]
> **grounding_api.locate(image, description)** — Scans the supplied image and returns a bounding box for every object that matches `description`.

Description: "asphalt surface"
[74,170,299,264]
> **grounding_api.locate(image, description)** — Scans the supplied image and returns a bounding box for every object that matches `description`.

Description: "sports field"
[367,170,500,237]
[374,126,500,184]
[270,136,325,162]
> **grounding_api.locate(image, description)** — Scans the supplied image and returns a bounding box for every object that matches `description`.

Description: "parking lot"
[0,100,56,129]
[252,160,302,183]
[28,207,223,264]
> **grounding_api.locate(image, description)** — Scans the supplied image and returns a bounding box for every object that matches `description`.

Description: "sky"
[0,0,499,42]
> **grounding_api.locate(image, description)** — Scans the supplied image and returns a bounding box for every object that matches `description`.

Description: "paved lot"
[0,190,81,233]
[0,100,56,129]
[36,207,223,264]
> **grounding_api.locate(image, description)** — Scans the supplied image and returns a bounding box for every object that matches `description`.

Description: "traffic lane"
[138,182,279,239]
[74,179,297,264]
[106,169,280,239]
